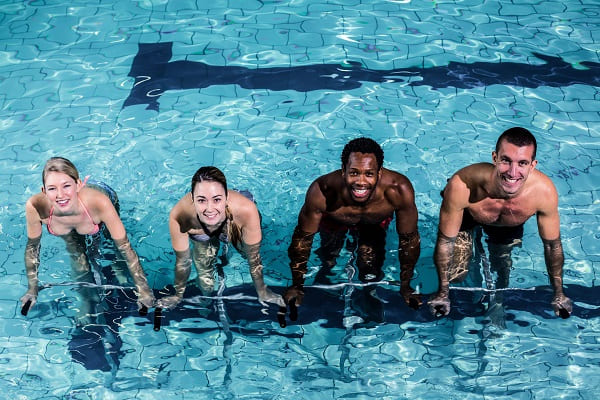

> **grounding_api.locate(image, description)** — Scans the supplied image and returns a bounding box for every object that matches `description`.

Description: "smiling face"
[342,152,381,204]
[192,180,227,230]
[43,171,81,212]
[492,139,538,196]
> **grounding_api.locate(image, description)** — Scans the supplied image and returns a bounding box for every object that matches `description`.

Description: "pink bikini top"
[46,176,100,236]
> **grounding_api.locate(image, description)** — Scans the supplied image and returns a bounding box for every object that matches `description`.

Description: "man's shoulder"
[453,163,493,185]
[457,162,493,175]
[529,169,557,195]
[314,170,343,190]
[379,168,412,191]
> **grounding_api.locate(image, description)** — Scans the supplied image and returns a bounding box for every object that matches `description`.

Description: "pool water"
[1,0,599,398]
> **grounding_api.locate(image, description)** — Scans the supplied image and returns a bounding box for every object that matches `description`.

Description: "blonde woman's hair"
[42,157,79,186]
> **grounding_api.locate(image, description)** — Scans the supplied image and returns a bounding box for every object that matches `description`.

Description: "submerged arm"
[21,198,44,310]
[242,241,284,306]
[393,178,421,308]
[398,231,421,308]
[236,197,283,306]
[156,248,193,310]
[542,237,565,294]
[429,176,467,317]
[287,227,316,290]
[114,236,154,309]
[92,193,153,307]
[285,180,324,305]
[21,236,42,309]
[537,181,571,318]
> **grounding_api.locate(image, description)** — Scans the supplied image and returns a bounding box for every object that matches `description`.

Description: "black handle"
[153,307,162,331]
[21,299,32,316]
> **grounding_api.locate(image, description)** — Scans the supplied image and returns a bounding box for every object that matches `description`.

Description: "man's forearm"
[433,230,456,295]
[542,237,565,295]
[398,231,420,286]
[288,226,315,288]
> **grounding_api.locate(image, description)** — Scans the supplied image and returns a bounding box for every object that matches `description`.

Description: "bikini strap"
[78,198,95,222]
[47,206,56,235]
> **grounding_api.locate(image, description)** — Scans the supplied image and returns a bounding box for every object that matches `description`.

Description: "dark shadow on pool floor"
[124,42,600,111]
[151,281,600,330]
[61,280,598,371]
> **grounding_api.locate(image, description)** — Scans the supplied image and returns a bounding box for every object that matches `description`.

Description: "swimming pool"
[1,0,599,398]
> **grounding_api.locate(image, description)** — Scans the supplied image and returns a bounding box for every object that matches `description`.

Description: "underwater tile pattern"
[1,0,600,399]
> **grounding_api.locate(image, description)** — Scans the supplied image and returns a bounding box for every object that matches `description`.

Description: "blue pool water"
[1,0,599,398]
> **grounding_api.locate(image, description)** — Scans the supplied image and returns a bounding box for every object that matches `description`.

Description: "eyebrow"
[46,181,71,187]
[348,167,376,171]
[501,155,530,162]
[194,194,224,199]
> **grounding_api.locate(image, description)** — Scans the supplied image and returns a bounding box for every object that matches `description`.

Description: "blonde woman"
[21,157,154,315]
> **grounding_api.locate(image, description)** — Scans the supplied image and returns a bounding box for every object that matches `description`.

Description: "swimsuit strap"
[78,198,100,234]
[47,206,57,235]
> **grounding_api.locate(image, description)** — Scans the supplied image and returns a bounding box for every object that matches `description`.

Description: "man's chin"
[500,184,521,196]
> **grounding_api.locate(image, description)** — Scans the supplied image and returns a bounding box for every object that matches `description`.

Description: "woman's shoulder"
[227,190,259,222]
[78,186,112,210]
[169,193,197,226]
[26,193,50,218]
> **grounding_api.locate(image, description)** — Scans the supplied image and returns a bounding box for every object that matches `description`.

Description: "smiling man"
[281,137,421,322]
[428,127,572,319]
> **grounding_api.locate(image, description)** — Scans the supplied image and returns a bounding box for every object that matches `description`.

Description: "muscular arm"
[391,178,421,307]
[434,176,469,293]
[536,180,571,317]
[287,180,325,289]
[536,192,563,294]
[429,175,469,316]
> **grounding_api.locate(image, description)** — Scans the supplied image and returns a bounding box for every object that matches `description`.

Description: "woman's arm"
[157,196,194,310]
[21,197,44,310]
[235,193,283,306]
[90,190,154,309]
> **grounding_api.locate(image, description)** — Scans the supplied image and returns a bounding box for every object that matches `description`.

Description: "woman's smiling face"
[192,180,227,230]
[43,171,80,212]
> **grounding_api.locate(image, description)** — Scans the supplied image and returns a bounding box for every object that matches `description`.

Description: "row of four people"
[20,127,571,322]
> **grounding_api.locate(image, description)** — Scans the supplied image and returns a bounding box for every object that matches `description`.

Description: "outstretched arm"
[429,175,468,317]
[237,198,284,306]
[537,182,571,318]
[21,198,44,312]
[242,241,284,306]
[98,194,154,310]
[392,178,421,308]
[285,180,326,306]
[157,201,194,310]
